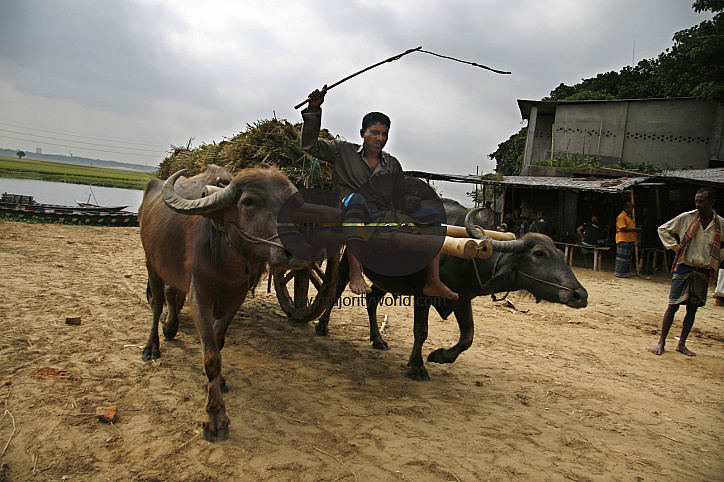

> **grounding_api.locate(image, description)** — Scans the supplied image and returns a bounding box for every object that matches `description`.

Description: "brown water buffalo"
[144,165,234,334]
[139,165,305,442]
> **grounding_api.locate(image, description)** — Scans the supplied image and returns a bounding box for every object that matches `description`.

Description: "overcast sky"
[0,0,710,203]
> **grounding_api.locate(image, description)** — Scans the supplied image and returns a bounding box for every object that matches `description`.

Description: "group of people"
[300,86,722,360]
[478,200,550,237]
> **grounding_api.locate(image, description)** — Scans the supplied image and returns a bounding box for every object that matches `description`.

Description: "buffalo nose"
[571,287,588,308]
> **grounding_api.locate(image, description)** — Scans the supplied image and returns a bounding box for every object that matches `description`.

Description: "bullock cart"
[270,202,514,322]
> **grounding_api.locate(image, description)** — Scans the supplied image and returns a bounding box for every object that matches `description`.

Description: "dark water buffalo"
[316,199,588,381]
[139,165,305,441]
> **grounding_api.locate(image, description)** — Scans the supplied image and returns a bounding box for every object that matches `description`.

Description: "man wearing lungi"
[614,202,641,278]
[649,187,722,356]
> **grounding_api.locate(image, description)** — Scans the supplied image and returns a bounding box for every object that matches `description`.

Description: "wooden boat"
[75,200,130,212]
[1,193,138,226]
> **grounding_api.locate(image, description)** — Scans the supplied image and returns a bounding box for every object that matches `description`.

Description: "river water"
[0,178,144,213]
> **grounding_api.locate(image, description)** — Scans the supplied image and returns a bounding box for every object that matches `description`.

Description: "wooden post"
[501,188,507,231]
[630,190,640,275]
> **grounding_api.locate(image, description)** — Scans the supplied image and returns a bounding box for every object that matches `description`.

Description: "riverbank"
[0,156,155,190]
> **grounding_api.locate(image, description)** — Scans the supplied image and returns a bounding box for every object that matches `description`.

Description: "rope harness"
[217,220,285,252]
[516,270,576,292]
[472,252,510,302]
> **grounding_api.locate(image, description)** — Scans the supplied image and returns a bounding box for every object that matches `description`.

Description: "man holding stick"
[649,187,722,356]
[300,87,457,299]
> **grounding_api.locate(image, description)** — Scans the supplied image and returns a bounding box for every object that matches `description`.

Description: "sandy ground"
[0,221,722,482]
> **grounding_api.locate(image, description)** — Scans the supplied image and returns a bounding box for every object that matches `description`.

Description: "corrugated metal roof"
[405,170,649,193]
[478,175,648,193]
[655,168,724,186]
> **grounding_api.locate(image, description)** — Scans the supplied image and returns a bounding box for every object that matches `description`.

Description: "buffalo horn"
[464,207,527,253]
[163,169,240,214]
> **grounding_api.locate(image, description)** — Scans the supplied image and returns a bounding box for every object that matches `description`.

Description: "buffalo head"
[162,168,307,269]
[465,208,588,308]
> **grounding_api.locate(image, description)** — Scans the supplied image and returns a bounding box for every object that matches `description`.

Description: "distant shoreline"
[0,155,156,190]
[0,147,158,172]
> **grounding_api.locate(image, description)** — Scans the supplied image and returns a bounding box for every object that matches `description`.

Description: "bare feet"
[675,345,696,356]
[349,271,371,294]
[423,281,459,300]
[648,346,664,355]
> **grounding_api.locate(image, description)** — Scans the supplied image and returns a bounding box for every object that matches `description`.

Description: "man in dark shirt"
[528,210,550,237]
[301,88,457,300]
[577,215,602,269]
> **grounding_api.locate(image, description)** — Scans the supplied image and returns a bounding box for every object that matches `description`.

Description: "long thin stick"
[419,49,511,74]
[294,46,511,109]
[295,47,422,109]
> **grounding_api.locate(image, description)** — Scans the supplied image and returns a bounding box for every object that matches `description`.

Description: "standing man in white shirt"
[649,187,722,356]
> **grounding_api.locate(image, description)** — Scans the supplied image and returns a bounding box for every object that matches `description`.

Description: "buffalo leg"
[408,299,431,381]
[143,268,166,361]
[428,300,474,364]
[365,286,389,350]
[189,286,230,442]
[211,295,247,394]
[316,252,350,336]
[162,285,184,340]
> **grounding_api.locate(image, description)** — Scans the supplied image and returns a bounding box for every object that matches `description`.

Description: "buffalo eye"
[241,197,255,207]
[532,249,546,259]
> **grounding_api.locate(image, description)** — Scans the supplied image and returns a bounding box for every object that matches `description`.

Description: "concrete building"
[518,98,724,171]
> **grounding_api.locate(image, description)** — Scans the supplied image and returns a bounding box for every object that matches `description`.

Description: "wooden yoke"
[440,236,493,259]
[444,224,516,241]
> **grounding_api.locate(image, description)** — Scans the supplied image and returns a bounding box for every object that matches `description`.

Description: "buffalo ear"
[480,260,517,294]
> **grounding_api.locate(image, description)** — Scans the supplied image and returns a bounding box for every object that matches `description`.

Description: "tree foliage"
[490,127,527,175]
[489,1,723,174]
[157,118,336,190]
[16,151,25,160]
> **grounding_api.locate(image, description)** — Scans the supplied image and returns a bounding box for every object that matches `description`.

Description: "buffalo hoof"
[427,348,452,364]
[315,323,329,336]
[203,427,229,443]
[141,347,160,361]
[162,322,178,340]
[203,416,230,442]
[371,337,389,350]
[407,365,431,382]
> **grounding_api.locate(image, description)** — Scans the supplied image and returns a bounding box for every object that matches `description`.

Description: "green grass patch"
[0,156,156,190]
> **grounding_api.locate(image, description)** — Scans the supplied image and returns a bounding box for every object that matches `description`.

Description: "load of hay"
[156,117,336,190]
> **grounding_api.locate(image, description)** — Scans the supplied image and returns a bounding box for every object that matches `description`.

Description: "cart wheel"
[273,254,341,323]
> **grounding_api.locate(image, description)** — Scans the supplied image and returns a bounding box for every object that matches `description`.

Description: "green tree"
[16,151,25,160]
[656,0,724,101]
[489,127,527,175]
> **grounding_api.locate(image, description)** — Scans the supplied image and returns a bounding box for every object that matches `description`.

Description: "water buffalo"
[144,165,234,332]
[139,165,305,441]
[315,199,588,381]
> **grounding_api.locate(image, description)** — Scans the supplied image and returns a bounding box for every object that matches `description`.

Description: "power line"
[0,120,169,149]
[0,134,165,158]
[0,128,168,153]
